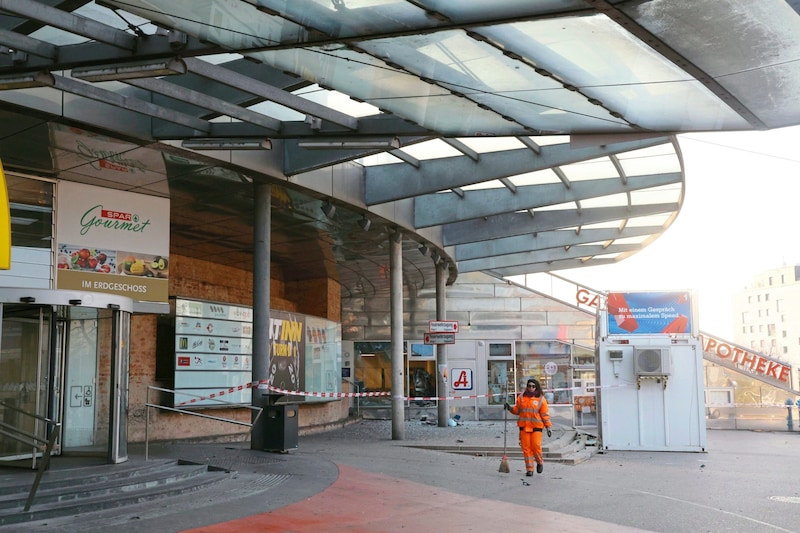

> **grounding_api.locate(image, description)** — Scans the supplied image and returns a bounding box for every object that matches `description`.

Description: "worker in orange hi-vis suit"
[505,378,552,476]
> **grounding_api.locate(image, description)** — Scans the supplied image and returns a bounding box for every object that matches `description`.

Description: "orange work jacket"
[510,393,551,431]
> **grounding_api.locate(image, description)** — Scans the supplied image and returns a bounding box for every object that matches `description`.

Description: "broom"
[499,386,510,473]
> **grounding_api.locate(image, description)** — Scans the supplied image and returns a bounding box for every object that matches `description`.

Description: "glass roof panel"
[399,139,462,160]
[580,193,630,209]
[362,30,624,133]
[257,46,528,135]
[629,185,682,205]
[456,137,526,153]
[625,214,672,227]
[508,169,560,187]
[621,0,800,128]
[461,180,506,191]
[481,15,750,130]
[559,158,620,181]
[618,150,681,176]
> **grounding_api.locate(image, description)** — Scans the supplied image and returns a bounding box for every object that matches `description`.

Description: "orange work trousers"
[519,429,543,473]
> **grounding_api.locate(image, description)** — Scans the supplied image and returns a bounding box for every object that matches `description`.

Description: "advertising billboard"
[606,291,693,335]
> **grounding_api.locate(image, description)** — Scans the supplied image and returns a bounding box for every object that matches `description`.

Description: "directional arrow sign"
[429,320,458,333]
[423,332,455,344]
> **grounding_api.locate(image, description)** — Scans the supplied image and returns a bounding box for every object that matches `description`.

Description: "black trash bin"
[260,403,298,452]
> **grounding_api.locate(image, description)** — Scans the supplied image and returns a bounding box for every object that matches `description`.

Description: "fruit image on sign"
[58,244,116,273]
[117,250,169,278]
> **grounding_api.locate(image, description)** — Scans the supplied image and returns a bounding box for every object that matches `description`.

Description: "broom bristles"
[498,455,510,473]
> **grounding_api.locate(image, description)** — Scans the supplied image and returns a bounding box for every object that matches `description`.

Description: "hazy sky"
[563,126,800,339]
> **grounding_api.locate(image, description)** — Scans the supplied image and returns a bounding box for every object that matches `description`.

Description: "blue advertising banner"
[607,291,692,335]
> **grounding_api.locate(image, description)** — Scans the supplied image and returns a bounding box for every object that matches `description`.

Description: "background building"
[732,265,800,370]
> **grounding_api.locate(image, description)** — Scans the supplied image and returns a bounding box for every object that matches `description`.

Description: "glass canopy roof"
[1,1,798,297]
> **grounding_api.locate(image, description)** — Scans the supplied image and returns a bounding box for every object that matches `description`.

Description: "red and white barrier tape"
[174,381,634,407]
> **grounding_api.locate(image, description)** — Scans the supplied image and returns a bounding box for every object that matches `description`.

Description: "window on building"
[765,294,769,301]
[758,309,762,318]
[768,324,776,336]
[784,346,789,354]
[750,326,754,333]
[769,277,773,286]
[777,299,784,312]
[515,340,570,405]
[760,340,766,350]
[783,330,787,338]
[742,311,750,323]
[765,309,770,317]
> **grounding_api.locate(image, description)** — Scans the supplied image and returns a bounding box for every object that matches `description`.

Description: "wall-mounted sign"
[429,320,459,333]
[172,299,342,408]
[701,333,791,385]
[173,298,253,407]
[56,181,170,302]
[424,332,455,344]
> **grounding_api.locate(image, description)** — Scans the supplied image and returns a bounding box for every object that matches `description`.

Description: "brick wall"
[128,253,345,444]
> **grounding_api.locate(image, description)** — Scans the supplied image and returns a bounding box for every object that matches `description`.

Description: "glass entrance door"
[61,306,130,462]
[0,305,52,463]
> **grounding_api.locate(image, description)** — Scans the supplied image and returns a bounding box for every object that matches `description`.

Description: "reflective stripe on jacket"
[510,393,551,431]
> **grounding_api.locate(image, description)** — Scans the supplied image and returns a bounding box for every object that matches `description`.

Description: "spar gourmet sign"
[701,333,791,386]
[56,182,170,302]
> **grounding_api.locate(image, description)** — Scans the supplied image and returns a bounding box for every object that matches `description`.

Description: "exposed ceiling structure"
[1,1,799,298]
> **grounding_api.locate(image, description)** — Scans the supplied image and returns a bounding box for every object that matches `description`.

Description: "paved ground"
[8,421,800,532]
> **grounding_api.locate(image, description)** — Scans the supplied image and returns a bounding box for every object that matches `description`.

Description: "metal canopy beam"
[125,78,281,132]
[0,0,136,50]
[183,58,359,131]
[443,203,678,246]
[454,225,663,261]
[416,172,681,228]
[458,242,641,273]
[48,74,211,133]
[488,256,620,277]
[365,136,672,205]
[0,29,58,59]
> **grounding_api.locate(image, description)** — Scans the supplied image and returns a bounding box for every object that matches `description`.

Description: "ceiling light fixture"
[0,71,54,90]
[298,137,401,150]
[181,138,272,150]
[358,217,371,231]
[418,244,429,256]
[71,58,187,82]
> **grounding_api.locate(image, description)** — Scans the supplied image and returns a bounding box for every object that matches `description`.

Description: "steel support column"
[251,181,271,450]
[390,232,405,440]
[436,261,448,427]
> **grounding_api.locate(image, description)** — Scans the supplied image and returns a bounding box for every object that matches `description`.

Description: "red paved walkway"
[182,464,646,533]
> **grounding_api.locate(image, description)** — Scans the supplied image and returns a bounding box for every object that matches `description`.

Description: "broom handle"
[503,387,508,454]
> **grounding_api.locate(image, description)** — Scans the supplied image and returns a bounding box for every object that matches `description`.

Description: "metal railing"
[145,386,263,460]
[0,400,61,511]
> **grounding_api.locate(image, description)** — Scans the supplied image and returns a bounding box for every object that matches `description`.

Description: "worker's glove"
[546,428,552,438]
[503,402,511,411]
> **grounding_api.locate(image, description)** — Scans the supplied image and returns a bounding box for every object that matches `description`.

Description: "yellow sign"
[0,160,10,269]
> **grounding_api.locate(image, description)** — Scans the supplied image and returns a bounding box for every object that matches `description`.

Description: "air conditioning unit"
[634,347,671,376]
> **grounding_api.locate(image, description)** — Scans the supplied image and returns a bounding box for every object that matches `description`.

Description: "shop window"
[408,343,435,400]
[516,340,570,404]
[488,342,512,357]
[354,341,392,405]
[705,388,734,406]
[487,360,514,405]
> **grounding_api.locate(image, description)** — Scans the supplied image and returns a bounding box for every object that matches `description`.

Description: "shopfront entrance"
[0,289,132,465]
